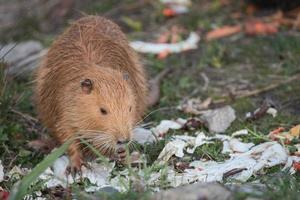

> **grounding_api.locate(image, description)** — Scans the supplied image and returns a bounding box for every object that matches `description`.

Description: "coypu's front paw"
[112,145,127,164]
[66,155,86,177]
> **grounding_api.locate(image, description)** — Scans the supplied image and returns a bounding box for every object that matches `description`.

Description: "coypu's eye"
[129,106,132,112]
[100,108,108,115]
[81,79,93,94]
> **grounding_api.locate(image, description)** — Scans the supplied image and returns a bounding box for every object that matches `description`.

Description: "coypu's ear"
[81,79,93,94]
[123,72,129,81]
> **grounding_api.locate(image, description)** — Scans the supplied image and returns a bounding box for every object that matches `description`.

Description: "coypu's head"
[66,66,138,156]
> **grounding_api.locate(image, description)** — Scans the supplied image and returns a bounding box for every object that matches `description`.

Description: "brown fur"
[35,16,147,169]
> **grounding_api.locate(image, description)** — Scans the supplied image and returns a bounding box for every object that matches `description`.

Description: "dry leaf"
[205,25,242,41]
[245,20,278,35]
[163,8,176,17]
[246,4,258,15]
[178,97,212,115]
[0,189,9,200]
[290,124,300,137]
[157,50,170,59]
[293,162,300,171]
[157,32,171,43]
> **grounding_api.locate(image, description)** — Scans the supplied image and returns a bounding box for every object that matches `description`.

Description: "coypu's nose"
[117,139,129,145]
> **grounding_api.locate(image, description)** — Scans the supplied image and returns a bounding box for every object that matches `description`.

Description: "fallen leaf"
[163,8,176,17]
[290,124,300,137]
[182,118,204,130]
[245,100,274,121]
[157,50,170,59]
[270,127,285,135]
[0,189,9,200]
[205,25,242,41]
[246,4,258,15]
[157,32,171,43]
[178,97,212,115]
[293,162,300,171]
[245,20,278,35]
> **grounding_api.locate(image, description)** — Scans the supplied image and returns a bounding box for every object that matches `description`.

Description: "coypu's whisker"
[82,139,112,157]
[76,129,112,135]
[128,140,138,151]
[134,106,175,127]
[78,130,114,156]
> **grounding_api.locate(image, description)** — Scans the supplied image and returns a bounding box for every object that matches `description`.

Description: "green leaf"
[121,16,142,32]
[9,140,71,200]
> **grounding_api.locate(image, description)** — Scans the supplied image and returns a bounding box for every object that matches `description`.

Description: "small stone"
[1,41,47,77]
[151,182,231,200]
[201,106,236,133]
[132,127,156,144]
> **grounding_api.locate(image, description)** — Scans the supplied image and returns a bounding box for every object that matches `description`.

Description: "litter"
[266,107,278,118]
[39,156,114,190]
[130,32,200,55]
[232,129,248,137]
[151,119,186,137]
[164,141,288,187]
[0,160,3,182]
[157,130,256,163]
[229,139,255,153]
[160,0,191,15]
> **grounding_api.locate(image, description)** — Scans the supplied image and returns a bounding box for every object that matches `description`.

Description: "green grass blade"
[8,140,71,200]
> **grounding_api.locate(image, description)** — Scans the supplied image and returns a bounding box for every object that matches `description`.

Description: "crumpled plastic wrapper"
[164,141,288,187]
[130,32,200,54]
[39,156,114,191]
[160,0,191,14]
[0,160,3,183]
[151,118,187,137]
[157,129,289,187]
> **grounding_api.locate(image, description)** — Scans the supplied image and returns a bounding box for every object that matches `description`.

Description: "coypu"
[35,16,148,173]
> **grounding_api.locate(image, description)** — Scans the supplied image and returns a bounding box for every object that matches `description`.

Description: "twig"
[235,73,300,98]
[201,72,209,91]
[223,168,247,179]
[10,108,39,123]
[215,73,300,104]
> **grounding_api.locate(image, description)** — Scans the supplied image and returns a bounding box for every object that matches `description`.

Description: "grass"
[8,141,71,200]
[0,0,300,199]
